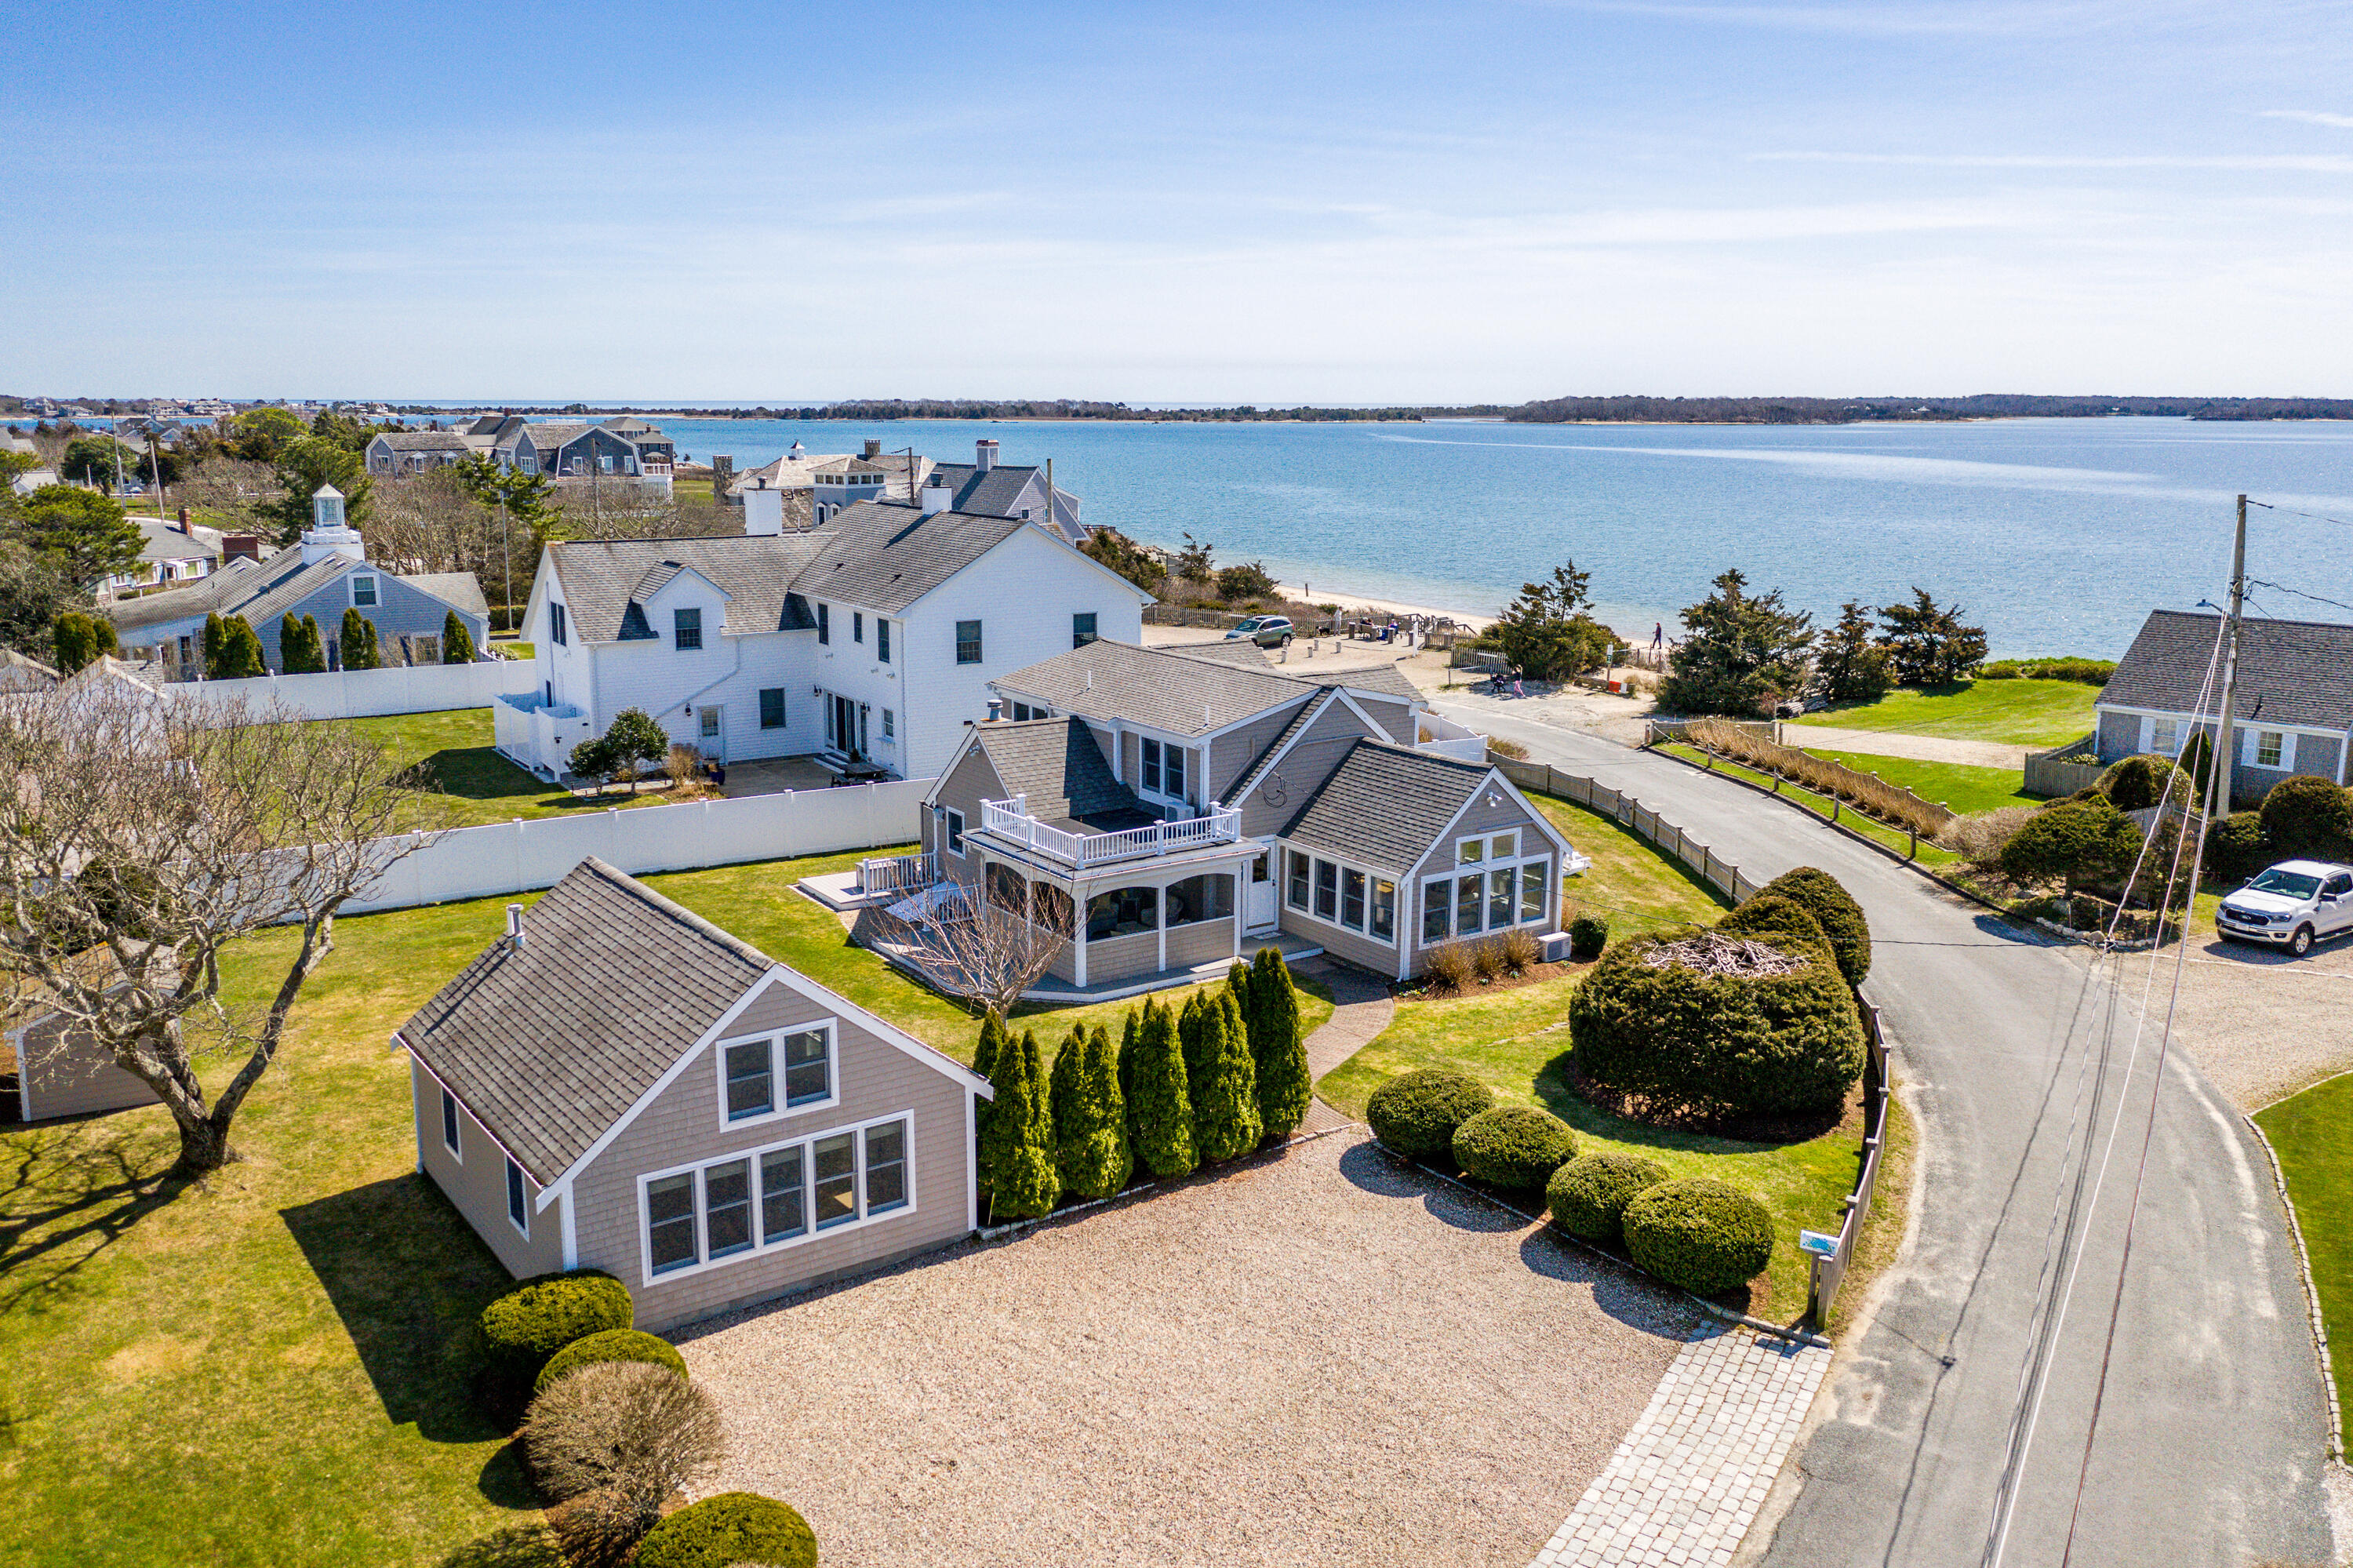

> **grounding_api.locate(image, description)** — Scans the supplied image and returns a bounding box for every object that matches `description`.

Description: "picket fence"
[165,659,539,720]
[342,779,930,914]
[1489,756,1764,904]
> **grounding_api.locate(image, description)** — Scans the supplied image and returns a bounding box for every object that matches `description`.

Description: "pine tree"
[1246,948,1312,1138]
[1055,1025,1132,1199]
[987,1030,1060,1220]
[442,609,476,664]
[1191,989,1262,1162]
[970,1010,1009,1199]
[1127,999,1196,1179]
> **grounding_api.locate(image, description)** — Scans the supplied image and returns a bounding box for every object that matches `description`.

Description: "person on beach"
[1652,621,1664,649]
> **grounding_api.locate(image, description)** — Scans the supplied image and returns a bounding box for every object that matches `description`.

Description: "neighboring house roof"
[104,553,281,633]
[135,519,223,564]
[2106,609,2353,733]
[545,535,831,642]
[1282,740,1501,871]
[408,573,491,618]
[995,638,1318,738]
[926,461,1046,520]
[969,718,1152,831]
[104,548,486,635]
[1166,638,1426,704]
[0,649,60,692]
[396,857,778,1184]
[372,431,472,453]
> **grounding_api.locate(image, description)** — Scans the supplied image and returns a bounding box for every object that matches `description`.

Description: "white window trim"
[634,1108,918,1288]
[1419,853,1555,945]
[1284,848,1401,947]
[505,1156,531,1238]
[2245,728,2296,771]
[350,573,379,608]
[711,1021,839,1130]
[944,809,966,856]
[442,1087,462,1162]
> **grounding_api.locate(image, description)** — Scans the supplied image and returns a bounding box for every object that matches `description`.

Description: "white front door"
[698,704,724,761]
[1246,846,1279,933]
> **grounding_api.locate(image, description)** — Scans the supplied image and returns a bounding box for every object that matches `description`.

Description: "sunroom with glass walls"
[1282,846,1399,976]
[1417,826,1553,956]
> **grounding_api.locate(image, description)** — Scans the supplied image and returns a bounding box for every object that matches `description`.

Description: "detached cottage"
[396,857,991,1332]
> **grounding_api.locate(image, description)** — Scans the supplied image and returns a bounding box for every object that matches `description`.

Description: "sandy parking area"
[678,1130,1697,1568]
[2161,927,2353,1110]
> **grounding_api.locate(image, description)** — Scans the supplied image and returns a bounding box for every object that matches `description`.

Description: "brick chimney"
[222,533,261,563]
[711,454,736,507]
[863,438,882,459]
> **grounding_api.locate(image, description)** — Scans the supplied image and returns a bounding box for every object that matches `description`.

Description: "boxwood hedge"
[1366,1068,1495,1160]
[1756,867,1870,985]
[631,1491,818,1568]
[1451,1104,1579,1188]
[533,1328,688,1395]
[480,1268,634,1382]
[1547,1151,1669,1243]
[1716,893,1827,949]
[1622,1177,1774,1295]
[1567,928,1864,1124]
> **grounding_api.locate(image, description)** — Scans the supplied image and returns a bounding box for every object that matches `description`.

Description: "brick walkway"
[1529,1322,1829,1568]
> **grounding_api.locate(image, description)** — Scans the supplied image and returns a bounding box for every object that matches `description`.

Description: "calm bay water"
[500,414,2353,657]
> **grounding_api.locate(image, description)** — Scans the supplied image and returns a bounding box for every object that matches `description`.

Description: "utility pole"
[2207,495,2248,815]
[147,430,167,516]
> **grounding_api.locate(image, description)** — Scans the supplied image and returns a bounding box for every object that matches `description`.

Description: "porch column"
[1074,880,1089,988]
[1157,876,1168,973]
[1230,871,1242,959]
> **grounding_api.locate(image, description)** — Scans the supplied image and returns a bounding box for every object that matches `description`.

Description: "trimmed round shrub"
[633,1491,819,1568]
[1366,1068,1495,1160]
[2208,809,2274,886]
[1547,1151,1670,1243]
[2098,752,2181,813]
[1717,894,1827,948]
[1452,1104,1579,1188]
[1568,928,1864,1125]
[533,1328,687,1395]
[1623,1177,1774,1296]
[1755,867,1870,985]
[1998,798,2143,896]
[1568,915,1609,961]
[480,1268,633,1382]
[2260,774,2353,862]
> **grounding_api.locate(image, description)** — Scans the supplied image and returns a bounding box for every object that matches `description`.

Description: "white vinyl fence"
[167,660,538,720]
[343,779,930,914]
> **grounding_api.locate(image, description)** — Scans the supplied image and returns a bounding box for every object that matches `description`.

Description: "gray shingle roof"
[995,639,1317,738]
[1282,740,1497,872]
[395,857,777,1184]
[790,500,1027,616]
[1167,638,1425,704]
[545,535,829,642]
[2106,609,2353,733]
[373,431,471,452]
[408,572,490,617]
[103,552,286,633]
[972,718,1151,830]
[926,462,1039,518]
[1227,688,1340,804]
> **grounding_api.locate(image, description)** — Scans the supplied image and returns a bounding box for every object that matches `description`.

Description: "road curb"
[2243,1111,2344,1460]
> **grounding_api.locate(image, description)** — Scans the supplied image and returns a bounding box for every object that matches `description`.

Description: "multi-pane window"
[2255,730,2286,768]
[1456,875,1482,937]
[878,620,890,663]
[1315,860,1338,921]
[783,1028,831,1105]
[724,1040,773,1120]
[441,1087,460,1157]
[704,1159,754,1259]
[760,688,785,729]
[1520,862,1547,924]
[957,620,983,664]
[853,612,864,643]
[1371,878,1396,940]
[675,607,703,650]
[352,575,378,606]
[1073,612,1098,649]
[761,1146,807,1243]
[1342,868,1366,930]
[882,709,895,740]
[1142,738,1162,793]
[549,602,567,645]
[1288,850,1311,909]
[864,1120,908,1213]
[816,602,830,644]
[1489,868,1514,929]
[1165,745,1186,800]
[813,1132,858,1229]
[505,1157,529,1234]
[647,1171,696,1273]
[1423,880,1449,942]
[2149,717,2180,757]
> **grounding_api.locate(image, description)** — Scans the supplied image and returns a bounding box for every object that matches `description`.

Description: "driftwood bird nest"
[1639,930,1810,978]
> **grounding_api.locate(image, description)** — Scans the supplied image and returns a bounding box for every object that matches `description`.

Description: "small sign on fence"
[1798,1230,1841,1258]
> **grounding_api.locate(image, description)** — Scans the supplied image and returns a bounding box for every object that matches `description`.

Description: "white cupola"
[300,482,367,566]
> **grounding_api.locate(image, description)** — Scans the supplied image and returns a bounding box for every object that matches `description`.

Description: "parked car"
[2216,860,2353,956]
[1226,615,1294,647]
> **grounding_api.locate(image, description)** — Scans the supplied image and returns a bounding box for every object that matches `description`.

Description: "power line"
[2244,577,2353,619]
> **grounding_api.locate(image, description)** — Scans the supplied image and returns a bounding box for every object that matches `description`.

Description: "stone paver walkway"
[1530,1322,1830,1568]
[1293,956,1394,1133]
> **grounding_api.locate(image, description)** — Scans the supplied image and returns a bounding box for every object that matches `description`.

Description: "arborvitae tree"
[1127,999,1196,1179]
[340,606,381,671]
[202,612,227,677]
[1245,948,1312,1137]
[1054,1025,1131,1199]
[205,613,264,680]
[1191,990,1262,1163]
[987,1030,1060,1220]
[970,1010,1009,1198]
[281,613,326,675]
[52,611,114,674]
[442,609,476,664]
[1116,1006,1142,1148]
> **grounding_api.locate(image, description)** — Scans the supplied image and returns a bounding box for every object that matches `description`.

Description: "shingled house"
[2096,609,2353,804]
[395,857,990,1330]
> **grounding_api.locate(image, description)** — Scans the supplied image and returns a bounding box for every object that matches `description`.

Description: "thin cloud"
[2261,110,2353,130]
[1530,0,2158,37]
[1753,151,2353,173]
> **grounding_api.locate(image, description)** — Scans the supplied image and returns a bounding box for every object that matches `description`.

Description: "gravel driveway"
[2162,926,2353,1110]
[677,1130,1699,1568]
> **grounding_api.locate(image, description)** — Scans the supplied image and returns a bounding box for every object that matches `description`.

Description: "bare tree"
[860,868,1067,1017]
[0,682,443,1177]
[170,455,285,533]
[366,466,497,577]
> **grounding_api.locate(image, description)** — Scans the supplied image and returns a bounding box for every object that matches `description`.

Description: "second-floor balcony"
[980,795,1243,871]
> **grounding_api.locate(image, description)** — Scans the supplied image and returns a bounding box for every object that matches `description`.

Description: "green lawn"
[339,708,675,828]
[1787,678,2099,748]
[1659,744,1961,866]
[1802,749,2046,815]
[2255,1074,2353,1430]
[1527,792,1730,936]
[0,851,1329,1567]
[1315,977,1864,1317]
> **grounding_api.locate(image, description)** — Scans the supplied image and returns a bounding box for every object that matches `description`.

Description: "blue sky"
[5,1,2349,402]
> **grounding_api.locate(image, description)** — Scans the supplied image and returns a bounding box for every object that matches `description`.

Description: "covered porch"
[1019,929,1326,1003]
[976,842,1274,995]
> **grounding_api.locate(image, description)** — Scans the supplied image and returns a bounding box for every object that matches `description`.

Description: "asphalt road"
[1438,698,2335,1568]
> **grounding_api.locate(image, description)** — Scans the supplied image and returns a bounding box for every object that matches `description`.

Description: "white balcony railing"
[979,797,1242,869]
[859,850,939,897]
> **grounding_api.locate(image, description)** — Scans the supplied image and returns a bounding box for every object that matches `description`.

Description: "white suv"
[2217,860,2353,957]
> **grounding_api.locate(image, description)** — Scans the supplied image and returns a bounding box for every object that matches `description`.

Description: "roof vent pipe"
[506,903,526,948]
[986,697,1004,722]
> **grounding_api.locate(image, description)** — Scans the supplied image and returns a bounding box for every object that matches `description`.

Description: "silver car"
[2216,860,2353,956]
